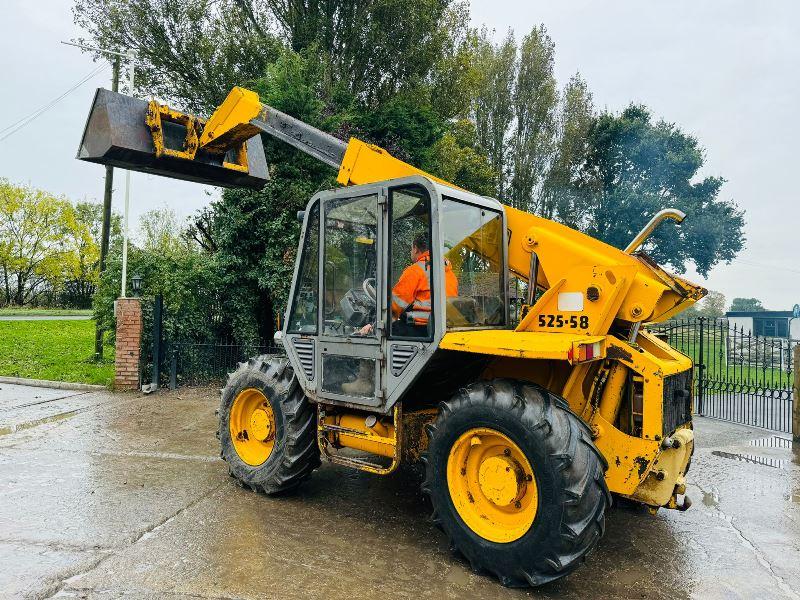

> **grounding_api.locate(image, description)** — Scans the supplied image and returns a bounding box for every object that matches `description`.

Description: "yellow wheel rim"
[447,427,538,543]
[229,388,276,466]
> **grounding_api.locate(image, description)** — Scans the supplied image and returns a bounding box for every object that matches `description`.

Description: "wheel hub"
[446,427,538,543]
[229,388,276,466]
[478,455,525,506]
[249,408,273,442]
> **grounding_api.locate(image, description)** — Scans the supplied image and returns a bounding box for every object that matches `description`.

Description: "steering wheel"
[362,277,377,303]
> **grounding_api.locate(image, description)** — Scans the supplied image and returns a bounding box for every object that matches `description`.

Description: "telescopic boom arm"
[197,87,454,188]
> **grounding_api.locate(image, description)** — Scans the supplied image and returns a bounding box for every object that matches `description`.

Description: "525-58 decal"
[538,314,589,329]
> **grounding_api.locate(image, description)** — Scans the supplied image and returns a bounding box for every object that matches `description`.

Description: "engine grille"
[662,368,693,436]
[292,338,315,381]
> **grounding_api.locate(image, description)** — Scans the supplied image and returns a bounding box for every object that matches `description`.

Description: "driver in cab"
[358,233,458,337]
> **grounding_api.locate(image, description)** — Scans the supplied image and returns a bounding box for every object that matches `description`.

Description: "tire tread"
[422,378,611,587]
[219,355,320,495]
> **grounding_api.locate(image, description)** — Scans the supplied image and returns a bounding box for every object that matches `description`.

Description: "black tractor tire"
[219,355,320,494]
[422,379,611,587]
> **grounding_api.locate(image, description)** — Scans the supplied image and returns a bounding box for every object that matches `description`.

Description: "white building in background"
[725,310,800,339]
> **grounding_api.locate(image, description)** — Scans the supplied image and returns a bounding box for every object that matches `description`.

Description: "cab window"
[441,198,505,328]
[322,194,378,337]
[287,202,319,334]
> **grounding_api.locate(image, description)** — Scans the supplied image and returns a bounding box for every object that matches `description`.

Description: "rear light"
[569,340,605,364]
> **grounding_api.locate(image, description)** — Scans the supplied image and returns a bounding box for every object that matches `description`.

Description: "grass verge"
[0,308,92,317]
[0,320,114,386]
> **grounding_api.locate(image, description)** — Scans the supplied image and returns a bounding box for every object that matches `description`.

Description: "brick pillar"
[115,298,142,391]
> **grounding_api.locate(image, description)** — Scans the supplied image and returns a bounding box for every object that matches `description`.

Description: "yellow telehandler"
[78,85,705,586]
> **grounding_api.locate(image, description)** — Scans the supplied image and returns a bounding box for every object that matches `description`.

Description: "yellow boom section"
[335,138,457,188]
[199,87,263,154]
[504,207,706,326]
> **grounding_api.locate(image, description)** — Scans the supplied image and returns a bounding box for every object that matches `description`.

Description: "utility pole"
[119,49,136,299]
[63,42,135,355]
[93,55,120,359]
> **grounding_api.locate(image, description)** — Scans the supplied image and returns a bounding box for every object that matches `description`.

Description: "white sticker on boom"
[557,292,584,312]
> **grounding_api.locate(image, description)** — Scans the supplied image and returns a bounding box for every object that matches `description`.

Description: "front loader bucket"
[77,88,268,189]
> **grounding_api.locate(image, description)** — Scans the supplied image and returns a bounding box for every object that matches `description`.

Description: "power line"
[0,63,106,136]
[728,259,800,275]
[0,64,108,142]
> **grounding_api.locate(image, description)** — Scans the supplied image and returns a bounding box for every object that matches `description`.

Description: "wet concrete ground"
[1,384,798,600]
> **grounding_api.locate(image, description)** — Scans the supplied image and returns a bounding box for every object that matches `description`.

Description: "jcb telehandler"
[79,85,705,586]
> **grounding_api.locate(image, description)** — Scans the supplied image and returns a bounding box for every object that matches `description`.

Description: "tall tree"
[472,29,517,199]
[0,180,88,306]
[265,0,469,111]
[730,297,766,312]
[72,0,281,112]
[542,73,594,225]
[581,105,744,275]
[428,3,480,120]
[509,25,557,212]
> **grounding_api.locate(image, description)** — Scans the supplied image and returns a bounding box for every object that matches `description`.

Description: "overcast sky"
[0,1,797,310]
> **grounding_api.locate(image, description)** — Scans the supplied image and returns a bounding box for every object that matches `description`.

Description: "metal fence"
[151,311,796,434]
[152,338,281,388]
[140,295,283,388]
[649,317,797,433]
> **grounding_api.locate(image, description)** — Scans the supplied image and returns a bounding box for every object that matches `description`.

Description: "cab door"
[383,183,438,401]
[316,188,386,408]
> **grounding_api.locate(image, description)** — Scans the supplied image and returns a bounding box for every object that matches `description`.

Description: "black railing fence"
[648,317,797,433]
[162,339,281,388]
[149,304,796,434]
[141,295,282,388]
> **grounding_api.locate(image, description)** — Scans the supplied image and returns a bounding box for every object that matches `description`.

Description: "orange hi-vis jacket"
[391,250,458,326]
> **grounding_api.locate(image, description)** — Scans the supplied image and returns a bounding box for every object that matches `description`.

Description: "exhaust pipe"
[624,208,686,254]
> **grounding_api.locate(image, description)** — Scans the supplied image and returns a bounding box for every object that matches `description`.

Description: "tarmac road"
[0,383,798,599]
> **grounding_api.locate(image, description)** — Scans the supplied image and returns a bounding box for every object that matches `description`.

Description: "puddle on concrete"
[711,450,787,469]
[748,436,793,449]
[710,435,796,470]
[702,490,720,507]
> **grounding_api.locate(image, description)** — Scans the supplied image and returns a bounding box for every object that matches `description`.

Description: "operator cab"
[283,175,509,413]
